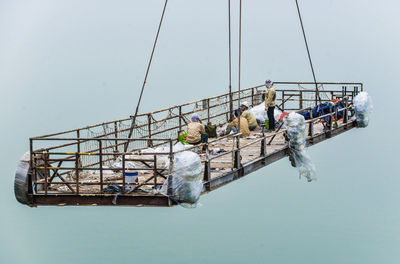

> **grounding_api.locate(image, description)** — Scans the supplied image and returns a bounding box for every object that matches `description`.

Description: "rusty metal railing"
[28,82,361,197]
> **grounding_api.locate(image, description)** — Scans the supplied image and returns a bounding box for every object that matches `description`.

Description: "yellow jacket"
[227,117,250,138]
[187,122,205,143]
[241,110,258,127]
[265,86,276,108]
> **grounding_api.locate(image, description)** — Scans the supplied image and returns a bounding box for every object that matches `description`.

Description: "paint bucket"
[125,171,138,183]
[265,120,269,130]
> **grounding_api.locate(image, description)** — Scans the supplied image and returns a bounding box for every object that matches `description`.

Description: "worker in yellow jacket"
[264,80,276,131]
[225,110,250,138]
[240,101,258,131]
[187,113,208,146]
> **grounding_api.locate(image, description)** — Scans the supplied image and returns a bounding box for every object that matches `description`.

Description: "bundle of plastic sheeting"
[284,112,316,182]
[112,142,192,173]
[353,91,373,128]
[249,102,282,123]
[160,151,203,208]
[216,124,228,136]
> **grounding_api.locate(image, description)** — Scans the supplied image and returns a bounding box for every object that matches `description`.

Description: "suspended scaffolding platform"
[15,82,363,207]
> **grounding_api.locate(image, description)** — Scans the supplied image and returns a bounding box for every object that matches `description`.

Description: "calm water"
[1,1,399,263]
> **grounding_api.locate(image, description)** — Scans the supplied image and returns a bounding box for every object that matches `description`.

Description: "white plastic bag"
[160,151,203,208]
[250,102,282,123]
[353,91,373,128]
[284,112,316,182]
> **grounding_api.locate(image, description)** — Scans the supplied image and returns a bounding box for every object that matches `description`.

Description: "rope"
[125,0,169,151]
[295,0,321,105]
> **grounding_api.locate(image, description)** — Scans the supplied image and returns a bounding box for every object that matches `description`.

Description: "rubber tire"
[14,152,32,206]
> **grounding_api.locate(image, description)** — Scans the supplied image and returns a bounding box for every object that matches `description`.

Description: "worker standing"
[264,79,276,131]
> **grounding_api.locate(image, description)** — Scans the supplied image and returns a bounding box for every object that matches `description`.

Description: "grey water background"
[0,0,399,263]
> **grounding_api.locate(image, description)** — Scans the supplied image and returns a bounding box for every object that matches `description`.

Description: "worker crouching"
[225,110,250,137]
[240,101,258,131]
[187,113,208,149]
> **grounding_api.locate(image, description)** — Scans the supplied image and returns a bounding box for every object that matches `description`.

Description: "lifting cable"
[125,0,169,151]
[295,0,322,105]
[237,0,242,137]
[228,0,233,120]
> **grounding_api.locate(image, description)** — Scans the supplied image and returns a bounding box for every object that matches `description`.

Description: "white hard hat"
[241,101,250,108]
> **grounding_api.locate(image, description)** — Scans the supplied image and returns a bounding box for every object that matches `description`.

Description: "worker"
[240,101,258,131]
[187,113,208,147]
[225,109,250,137]
[264,79,276,131]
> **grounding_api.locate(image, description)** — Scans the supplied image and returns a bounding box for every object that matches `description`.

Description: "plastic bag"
[160,151,203,208]
[250,102,282,123]
[353,91,373,128]
[111,143,191,173]
[284,112,316,182]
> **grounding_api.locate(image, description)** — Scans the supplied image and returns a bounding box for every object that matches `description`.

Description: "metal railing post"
[114,121,118,153]
[261,126,266,157]
[154,155,157,191]
[75,152,79,195]
[122,154,126,193]
[147,114,152,147]
[179,105,182,132]
[328,105,333,138]
[343,96,349,127]
[203,143,211,191]
[98,140,103,192]
[28,139,34,195]
[233,135,241,178]
[207,98,210,124]
[44,151,48,195]
[167,140,174,197]
[251,88,255,106]
[299,91,303,110]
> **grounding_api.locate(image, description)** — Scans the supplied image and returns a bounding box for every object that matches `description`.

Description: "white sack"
[353,91,373,128]
[284,112,316,182]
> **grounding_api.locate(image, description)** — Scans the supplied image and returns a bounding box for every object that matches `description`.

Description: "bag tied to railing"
[354,91,373,128]
[284,112,316,182]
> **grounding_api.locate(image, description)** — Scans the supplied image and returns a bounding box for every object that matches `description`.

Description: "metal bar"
[167,140,174,197]
[28,139,34,195]
[344,96,348,125]
[179,106,182,132]
[204,144,211,191]
[114,121,118,153]
[261,126,266,157]
[207,98,210,124]
[44,153,48,195]
[32,137,171,141]
[122,154,126,193]
[300,91,303,109]
[153,155,157,190]
[147,114,152,147]
[75,153,79,195]
[267,123,284,145]
[98,140,103,192]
